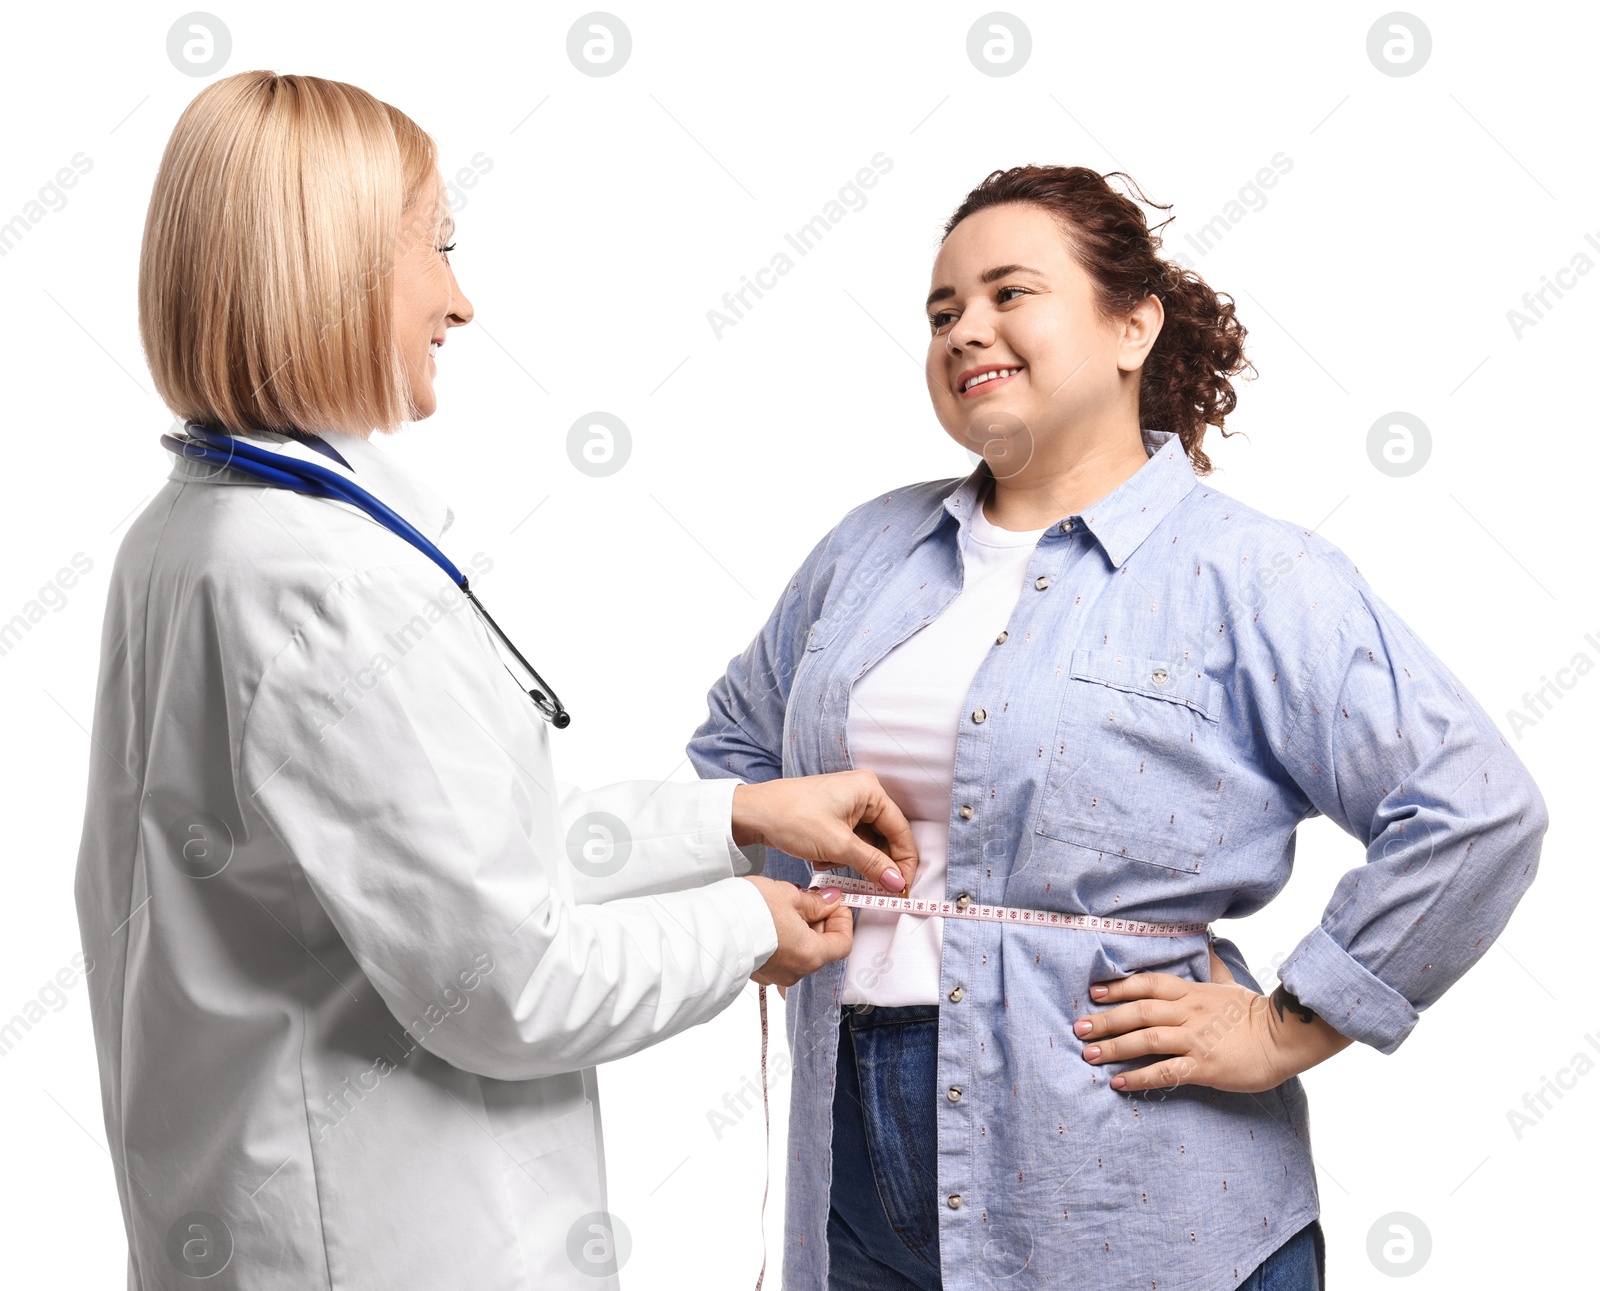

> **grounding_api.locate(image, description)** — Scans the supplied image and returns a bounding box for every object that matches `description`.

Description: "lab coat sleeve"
[1265,561,1548,1054]
[238,564,778,1082]
[554,776,767,903]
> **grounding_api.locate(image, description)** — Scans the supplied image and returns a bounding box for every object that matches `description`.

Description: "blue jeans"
[825,1005,1325,1291]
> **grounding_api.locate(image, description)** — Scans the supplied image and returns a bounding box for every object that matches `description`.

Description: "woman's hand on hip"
[1073,945,1355,1094]
[732,771,919,894]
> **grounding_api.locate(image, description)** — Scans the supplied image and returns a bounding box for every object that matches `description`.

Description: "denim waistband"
[842,1002,940,1028]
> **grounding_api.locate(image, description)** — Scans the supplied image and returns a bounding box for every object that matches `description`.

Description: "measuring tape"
[806,872,1213,937]
[748,873,1211,1288]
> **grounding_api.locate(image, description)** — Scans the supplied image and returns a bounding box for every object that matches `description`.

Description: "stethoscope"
[161,422,570,728]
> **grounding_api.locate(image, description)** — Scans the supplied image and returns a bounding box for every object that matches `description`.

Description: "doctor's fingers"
[849,773,919,868]
[830,771,918,891]
[834,828,917,895]
[783,890,854,970]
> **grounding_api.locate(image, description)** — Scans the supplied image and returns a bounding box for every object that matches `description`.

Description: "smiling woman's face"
[924,202,1160,472]
[390,174,474,423]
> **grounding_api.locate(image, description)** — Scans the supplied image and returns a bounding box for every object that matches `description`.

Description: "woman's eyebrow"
[925,264,1046,309]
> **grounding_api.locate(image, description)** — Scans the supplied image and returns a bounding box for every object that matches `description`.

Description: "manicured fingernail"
[1074,1019,1093,1037]
[881,869,905,892]
[1111,1076,1126,1090]
[820,887,842,902]
[1083,1045,1100,1061]
[1090,985,1108,999]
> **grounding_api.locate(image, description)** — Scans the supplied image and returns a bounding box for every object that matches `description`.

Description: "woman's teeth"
[962,366,1021,392]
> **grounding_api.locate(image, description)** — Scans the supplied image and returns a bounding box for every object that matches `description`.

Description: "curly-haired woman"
[688,166,1546,1290]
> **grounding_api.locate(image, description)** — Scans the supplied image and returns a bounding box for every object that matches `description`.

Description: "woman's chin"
[407,385,438,420]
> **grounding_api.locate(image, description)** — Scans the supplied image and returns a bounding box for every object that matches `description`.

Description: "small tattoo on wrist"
[1270,985,1317,1025]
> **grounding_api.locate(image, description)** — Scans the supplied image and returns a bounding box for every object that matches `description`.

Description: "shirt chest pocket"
[1034,648,1227,873]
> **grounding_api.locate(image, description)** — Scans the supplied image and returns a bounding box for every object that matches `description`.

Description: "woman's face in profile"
[923,202,1158,468]
[392,175,474,421]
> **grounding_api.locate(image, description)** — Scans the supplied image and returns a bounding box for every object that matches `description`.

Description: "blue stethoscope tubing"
[160,423,570,728]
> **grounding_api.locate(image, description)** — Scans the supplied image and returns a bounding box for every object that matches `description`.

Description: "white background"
[1,2,1593,1286]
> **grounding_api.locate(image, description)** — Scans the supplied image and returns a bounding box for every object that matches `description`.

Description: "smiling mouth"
[959,366,1023,397]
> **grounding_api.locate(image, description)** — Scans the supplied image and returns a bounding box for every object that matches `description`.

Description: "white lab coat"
[73,429,778,1290]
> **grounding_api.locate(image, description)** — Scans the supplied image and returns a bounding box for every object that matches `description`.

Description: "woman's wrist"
[1263,985,1355,1081]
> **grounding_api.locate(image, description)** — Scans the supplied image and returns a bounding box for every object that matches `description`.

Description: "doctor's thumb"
[799,886,845,923]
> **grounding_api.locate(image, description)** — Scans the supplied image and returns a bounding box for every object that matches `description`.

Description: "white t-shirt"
[840,497,1048,1005]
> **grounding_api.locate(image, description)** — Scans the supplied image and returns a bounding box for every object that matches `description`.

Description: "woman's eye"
[929,310,957,332]
[997,285,1030,304]
[439,242,457,258]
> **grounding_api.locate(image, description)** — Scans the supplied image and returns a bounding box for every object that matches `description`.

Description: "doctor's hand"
[742,879,853,988]
[732,771,919,894]
[1075,945,1355,1094]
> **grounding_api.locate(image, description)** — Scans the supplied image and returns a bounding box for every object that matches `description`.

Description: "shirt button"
[954,894,971,910]
[995,630,1008,644]
[1060,519,1074,532]
[948,1194,963,1210]
[1034,575,1050,591]
[948,984,965,1003]
[958,805,974,820]
[971,708,987,724]
[948,1085,963,1102]
[1152,667,1169,684]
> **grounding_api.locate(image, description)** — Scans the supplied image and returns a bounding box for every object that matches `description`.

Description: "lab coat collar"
[167,426,455,540]
[910,427,1198,568]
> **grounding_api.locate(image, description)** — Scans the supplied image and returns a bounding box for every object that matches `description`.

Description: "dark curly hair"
[943,165,1253,475]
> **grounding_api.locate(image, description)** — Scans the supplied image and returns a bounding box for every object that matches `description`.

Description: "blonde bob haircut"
[140,71,439,436]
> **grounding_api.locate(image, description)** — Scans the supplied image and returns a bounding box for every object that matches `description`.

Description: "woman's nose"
[947,310,992,352]
[447,276,474,328]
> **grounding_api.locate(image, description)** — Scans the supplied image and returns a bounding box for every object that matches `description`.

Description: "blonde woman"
[689,166,1546,1289]
[74,71,917,1290]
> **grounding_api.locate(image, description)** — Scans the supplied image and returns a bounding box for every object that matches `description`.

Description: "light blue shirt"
[688,428,1546,1290]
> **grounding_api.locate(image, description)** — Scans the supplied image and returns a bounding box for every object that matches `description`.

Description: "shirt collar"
[911,427,1197,568]
[168,427,455,540]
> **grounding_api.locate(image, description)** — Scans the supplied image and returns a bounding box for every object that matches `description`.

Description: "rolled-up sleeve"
[1273,579,1548,1053]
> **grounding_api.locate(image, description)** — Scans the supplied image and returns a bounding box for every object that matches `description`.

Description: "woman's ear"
[1117,293,1165,373]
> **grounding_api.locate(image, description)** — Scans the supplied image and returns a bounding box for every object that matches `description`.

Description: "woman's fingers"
[1078,972,1208,1083]
[1081,1024,1190,1064]
[1077,962,1287,1093]
[1110,1055,1200,1092]
[1088,971,1190,1006]
[1075,997,1186,1044]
